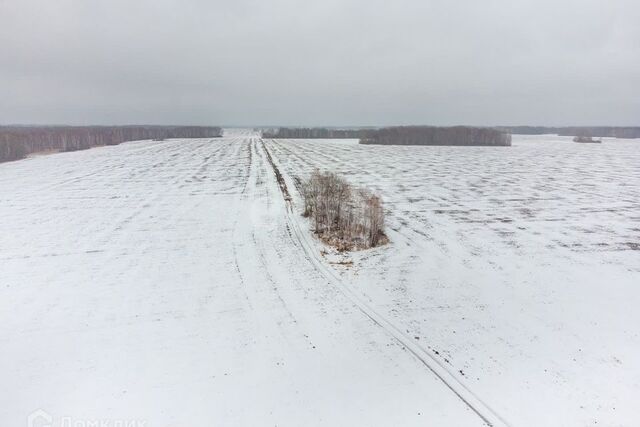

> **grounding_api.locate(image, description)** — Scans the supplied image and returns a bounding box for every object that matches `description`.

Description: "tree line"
[499,126,640,138]
[263,125,640,142]
[360,126,512,146]
[262,127,372,139]
[0,125,223,163]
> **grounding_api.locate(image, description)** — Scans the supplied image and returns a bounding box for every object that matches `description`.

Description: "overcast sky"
[1,0,638,127]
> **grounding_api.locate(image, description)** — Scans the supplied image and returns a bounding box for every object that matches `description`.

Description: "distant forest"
[263,126,640,142]
[360,126,512,147]
[262,128,372,139]
[0,125,222,163]
[499,126,640,138]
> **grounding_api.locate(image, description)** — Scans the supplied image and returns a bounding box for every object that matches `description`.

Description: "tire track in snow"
[230,138,256,310]
[261,139,510,427]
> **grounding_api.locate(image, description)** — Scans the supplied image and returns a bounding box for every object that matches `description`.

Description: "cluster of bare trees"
[0,125,223,163]
[300,170,386,250]
[262,127,372,139]
[360,126,511,146]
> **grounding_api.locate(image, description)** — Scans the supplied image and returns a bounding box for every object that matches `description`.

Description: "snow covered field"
[1,134,484,427]
[1,133,638,426]
[269,134,640,426]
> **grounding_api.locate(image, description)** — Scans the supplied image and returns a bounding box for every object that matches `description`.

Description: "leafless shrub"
[301,170,387,250]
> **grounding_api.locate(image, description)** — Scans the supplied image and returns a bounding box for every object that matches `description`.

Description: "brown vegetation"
[300,170,387,251]
[360,126,511,146]
[0,125,223,163]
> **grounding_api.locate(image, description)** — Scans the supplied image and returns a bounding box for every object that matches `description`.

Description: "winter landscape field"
[1,131,638,426]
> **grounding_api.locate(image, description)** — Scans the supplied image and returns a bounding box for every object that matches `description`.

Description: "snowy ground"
[1,134,484,427]
[1,133,638,426]
[268,134,640,427]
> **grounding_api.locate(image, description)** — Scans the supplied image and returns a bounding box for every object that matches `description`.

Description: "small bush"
[300,170,387,250]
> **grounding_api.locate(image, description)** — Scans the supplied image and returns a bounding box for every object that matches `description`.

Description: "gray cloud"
[1,0,638,126]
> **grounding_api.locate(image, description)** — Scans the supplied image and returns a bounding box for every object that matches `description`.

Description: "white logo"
[27,409,147,427]
[27,409,53,427]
